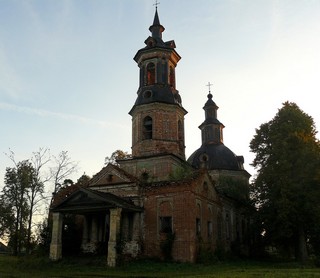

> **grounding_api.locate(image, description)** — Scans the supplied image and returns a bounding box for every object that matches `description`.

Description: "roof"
[89,163,138,186]
[129,93,187,116]
[51,187,142,213]
[187,144,243,171]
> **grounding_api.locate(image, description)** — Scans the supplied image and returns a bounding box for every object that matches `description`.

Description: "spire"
[199,83,224,145]
[149,6,165,39]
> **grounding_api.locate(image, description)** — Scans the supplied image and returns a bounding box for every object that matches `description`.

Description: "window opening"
[159,216,172,234]
[196,218,201,236]
[146,63,156,85]
[143,116,153,140]
[178,120,183,141]
[208,221,213,238]
[226,212,231,240]
[169,66,175,87]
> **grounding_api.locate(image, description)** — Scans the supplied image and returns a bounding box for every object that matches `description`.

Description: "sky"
[1,0,320,192]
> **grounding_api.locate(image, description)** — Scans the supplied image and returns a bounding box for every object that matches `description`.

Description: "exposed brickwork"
[131,103,186,159]
[141,171,223,262]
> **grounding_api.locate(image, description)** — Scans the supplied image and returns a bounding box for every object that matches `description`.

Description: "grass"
[0,254,320,278]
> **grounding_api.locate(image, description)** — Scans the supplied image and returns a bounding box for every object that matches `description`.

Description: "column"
[107,208,122,267]
[81,216,88,247]
[49,212,63,261]
[91,216,98,243]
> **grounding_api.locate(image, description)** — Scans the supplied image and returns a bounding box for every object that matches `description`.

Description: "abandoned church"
[49,8,251,266]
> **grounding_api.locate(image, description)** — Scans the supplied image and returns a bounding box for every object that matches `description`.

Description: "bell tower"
[129,7,187,159]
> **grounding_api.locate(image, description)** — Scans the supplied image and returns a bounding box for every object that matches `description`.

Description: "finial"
[153,0,160,9]
[206,82,213,99]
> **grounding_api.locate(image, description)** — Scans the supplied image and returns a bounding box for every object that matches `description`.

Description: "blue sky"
[1,0,320,192]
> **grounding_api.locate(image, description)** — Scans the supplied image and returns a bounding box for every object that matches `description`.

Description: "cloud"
[0,102,127,129]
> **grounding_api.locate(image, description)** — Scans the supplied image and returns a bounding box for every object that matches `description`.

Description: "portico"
[49,188,142,267]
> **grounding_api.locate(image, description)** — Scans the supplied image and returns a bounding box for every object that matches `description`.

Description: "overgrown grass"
[0,254,320,278]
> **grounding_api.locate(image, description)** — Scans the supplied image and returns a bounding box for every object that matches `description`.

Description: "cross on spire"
[206,82,213,93]
[153,0,160,9]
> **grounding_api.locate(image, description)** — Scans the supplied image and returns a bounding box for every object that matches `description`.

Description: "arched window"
[143,116,153,140]
[146,63,155,85]
[178,120,183,141]
[169,66,175,87]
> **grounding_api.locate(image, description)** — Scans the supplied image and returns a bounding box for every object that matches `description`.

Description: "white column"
[49,212,63,261]
[107,208,122,267]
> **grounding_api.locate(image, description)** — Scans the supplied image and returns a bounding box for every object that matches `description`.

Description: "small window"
[146,63,155,85]
[196,218,201,236]
[217,216,222,240]
[208,221,213,238]
[159,216,172,234]
[226,212,231,240]
[203,181,208,190]
[143,116,152,140]
[143,90,152,98]
[169,66,175,87]
[178,120,183,141]
[200,153,209,162]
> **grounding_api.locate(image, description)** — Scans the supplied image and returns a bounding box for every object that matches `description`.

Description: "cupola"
[188,88,244,170]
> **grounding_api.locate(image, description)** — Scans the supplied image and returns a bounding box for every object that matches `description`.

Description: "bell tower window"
[143,116,153,140]
[146,63,156,85]
[178,120,183,141]
[169,66,175,87]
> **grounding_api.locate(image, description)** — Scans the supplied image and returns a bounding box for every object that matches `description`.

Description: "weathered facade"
[50,8,251,266]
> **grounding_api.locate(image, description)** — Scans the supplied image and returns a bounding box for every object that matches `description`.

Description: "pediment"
[51,187,142,213]
[89,164,136,187]
[193,171,220,203]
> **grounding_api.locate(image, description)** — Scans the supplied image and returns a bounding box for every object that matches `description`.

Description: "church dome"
[187,87,244,171]
[187,143,243,171]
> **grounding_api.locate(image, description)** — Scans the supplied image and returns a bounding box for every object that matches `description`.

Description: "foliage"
[51,174,90,207]
[105,150,132,166]
[217,177,250,205]
[1,160,35,255]
[250,102,320,262]
[0,148,78,255]
[0,198,14,240]
[168,164,193,181]
[35,218,52,255]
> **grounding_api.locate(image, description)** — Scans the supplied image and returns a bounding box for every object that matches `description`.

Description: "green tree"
[2,160,34,255]
[0,198,14,241]
[105,150,132,165]
[250,102,320,262]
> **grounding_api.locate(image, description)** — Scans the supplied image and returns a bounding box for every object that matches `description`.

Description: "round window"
[143,91,152,98]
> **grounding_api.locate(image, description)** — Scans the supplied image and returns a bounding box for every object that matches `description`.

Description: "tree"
[250,102,320,262]
[1,148,78,254]
[2,160,34,255]
[27,148,51,253]
[51,151,79,196]
[104,150,132,166]
[0,198,14,240]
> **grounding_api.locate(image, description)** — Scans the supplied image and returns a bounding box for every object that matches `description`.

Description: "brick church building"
[50,8,251,266]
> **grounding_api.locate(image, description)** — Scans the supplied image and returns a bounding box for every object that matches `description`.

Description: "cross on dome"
[153,0,160,9]
[206,82,213,99]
